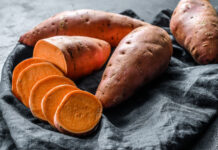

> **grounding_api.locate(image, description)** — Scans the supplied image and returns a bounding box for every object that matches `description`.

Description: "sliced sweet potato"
[54,90,102,135]
[33,36,111,79]
[16,62,64,108]
[29,75,76,120]
[19,9,148,47]
[12,58,46,99]
[42,84,79,126]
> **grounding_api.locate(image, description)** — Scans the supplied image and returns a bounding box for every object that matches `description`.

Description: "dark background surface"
[1,0,218,149]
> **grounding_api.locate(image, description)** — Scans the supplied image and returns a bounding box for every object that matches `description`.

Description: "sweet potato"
[29,75,76,120]
[54,90,102,135]
[170,0,218,64]
[96,25,173,108]
[12,58,46,99]
[33,36,111,79]
[19,9,148,47]
[16,62,64,108]
[42,84,79,126]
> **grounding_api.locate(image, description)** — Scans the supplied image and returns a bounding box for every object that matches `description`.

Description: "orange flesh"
[16,62,64,108]
[33,40,68,75]
[55,91,102,134]
[33,36,111,80]
[29,75,76,120]
[12,58,46,99]
[42,84,79,126]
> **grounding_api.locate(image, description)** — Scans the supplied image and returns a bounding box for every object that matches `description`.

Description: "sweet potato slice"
[16,62,64,108]
[19,9,148,47]
[29,75,76,120]
[54,90,102,135]
[12,58,46,99]
[33,36,111,79]
[96,25,173,108]
[42,84,79,126]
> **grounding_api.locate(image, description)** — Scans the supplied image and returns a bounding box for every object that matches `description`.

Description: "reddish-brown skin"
[96,25,173,108]
[33,36,111,79]
[19,9,148,47]
[170,0,218,64]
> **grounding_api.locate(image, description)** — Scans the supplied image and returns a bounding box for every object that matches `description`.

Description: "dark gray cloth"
[0,10,218,150]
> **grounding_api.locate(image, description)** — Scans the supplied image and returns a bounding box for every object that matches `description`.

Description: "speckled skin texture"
[96,25,172,108]
[170,0,218,64]
[19,9,148,47]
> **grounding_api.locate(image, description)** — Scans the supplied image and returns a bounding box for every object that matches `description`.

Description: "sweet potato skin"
[96,25,173,108]
[170,0,218,64]
[33,36,111,79]
[19,9,148,47]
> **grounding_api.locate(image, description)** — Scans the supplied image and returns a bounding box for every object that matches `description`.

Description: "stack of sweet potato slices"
[12,36,105,135]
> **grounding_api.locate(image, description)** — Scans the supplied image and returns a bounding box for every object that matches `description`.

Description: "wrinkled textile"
[0,10,218,150]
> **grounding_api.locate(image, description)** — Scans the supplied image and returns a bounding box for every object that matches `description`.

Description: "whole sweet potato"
[170,0,218,64]
[19,9,148,47]
[95,25,173,108]
[33,36,111,79]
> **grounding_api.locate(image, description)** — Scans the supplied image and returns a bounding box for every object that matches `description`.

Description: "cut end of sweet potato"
[33,36,111,80]
[29,75,76,121]
[16,62,64,108]
[33,40,68,75]
[54,90,102,135]
[12,58,46,100]
[42,84,79,126]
